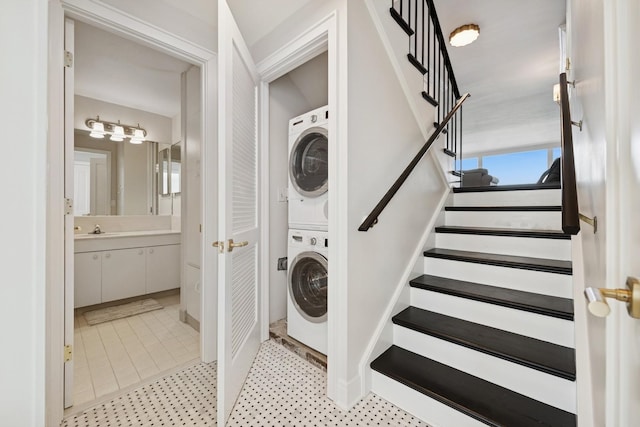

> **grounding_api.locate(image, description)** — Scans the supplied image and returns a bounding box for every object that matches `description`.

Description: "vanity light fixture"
[130,128,146,144]
[449,24,480,47]
[85,117,147,143]
[110,124,125,142]
[89,119,105,138]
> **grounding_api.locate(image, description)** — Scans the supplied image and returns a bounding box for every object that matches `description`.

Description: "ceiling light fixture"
[449,24,480,47]
[85,117,147,143]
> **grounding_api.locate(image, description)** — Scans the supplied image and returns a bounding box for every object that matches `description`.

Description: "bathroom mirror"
[74,128,158,215]
[158,142,181,196]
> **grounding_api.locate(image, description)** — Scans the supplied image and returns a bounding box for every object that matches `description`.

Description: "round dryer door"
[289,127,328,197]
[288,251,328,323]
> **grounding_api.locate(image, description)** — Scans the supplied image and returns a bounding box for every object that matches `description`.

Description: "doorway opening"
[50,7,216,419]
[266,51,329,370]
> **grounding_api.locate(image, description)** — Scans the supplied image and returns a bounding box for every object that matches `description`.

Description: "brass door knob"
[584,277,640,319]
[212,241,224,253]
[228,239,248,252]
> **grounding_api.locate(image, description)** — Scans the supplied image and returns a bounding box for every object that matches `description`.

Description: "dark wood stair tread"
[435,225,570,239]
[421,91,438,107]
[393,307,575,380]
[453,183,561,193]
[407,53,427,74]
[410,274,574,320]
[424,248,572,275]
[371,346,576,427]
[445,205,561,211]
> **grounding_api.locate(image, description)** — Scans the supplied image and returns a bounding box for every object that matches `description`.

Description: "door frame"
[255,10,349,406]
[46,1,217,424]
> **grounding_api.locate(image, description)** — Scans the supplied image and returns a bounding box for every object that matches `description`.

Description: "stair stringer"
[570,232,597,427]
[358,187,451,395]
[364,0,453,185]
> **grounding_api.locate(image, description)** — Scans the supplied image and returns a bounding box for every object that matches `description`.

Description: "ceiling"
[433,0,566,153]
[74,0,565,153]
[227,0,316,47]
[74,20,192,118]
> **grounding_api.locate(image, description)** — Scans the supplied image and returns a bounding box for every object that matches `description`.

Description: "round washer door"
[288,251,328,323]
[289,127,328,197]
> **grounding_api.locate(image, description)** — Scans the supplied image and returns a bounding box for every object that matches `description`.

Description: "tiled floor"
[63,340,428,426]
[72,294,200,409]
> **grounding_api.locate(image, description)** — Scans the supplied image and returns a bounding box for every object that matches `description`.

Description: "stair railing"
[390,0,464,168]
[359,0,468,231]
[558,72,580,235]
[359,93,469,231]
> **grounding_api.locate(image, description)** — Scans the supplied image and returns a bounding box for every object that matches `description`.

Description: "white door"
[217,1,262,424]
[608,1,640,422]
[63,17,75,408]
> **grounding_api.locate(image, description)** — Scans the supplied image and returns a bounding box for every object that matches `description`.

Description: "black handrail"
[559,73,580,235]
[359,93,470,231]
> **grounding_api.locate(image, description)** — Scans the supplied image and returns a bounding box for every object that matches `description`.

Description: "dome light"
[449,24,480,47]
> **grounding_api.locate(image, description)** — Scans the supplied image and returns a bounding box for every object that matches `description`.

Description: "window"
[482,149,552,186]
[459,157,478,171]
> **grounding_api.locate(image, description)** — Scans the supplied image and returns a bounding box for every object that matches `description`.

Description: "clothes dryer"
[288,105,329,231]
[287,228,328,354]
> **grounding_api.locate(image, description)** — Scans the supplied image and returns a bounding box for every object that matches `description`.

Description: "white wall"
[567,0,607,425]
[267,74,314,323]
[249,0,342,63]
[345,0,446,397]
[0,0,47,425]
[100,0,216,52]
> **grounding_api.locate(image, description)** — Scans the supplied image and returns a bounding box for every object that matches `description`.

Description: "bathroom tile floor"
[63,340,429,426]
[70,294,200,412]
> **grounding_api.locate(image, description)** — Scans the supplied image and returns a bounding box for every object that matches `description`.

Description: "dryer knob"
[310,237,317,245]
[311,114,317,123]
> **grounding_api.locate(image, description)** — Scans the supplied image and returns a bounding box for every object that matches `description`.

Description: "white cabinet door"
[74,252,102,308]
[146,245,181,293]
[102,248,146,302]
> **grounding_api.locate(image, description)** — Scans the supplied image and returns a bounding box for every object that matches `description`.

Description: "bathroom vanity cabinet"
[74,231,181,308]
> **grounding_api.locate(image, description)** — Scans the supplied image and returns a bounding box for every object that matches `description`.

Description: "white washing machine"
[287,228,328,354]
[288,105,329,231]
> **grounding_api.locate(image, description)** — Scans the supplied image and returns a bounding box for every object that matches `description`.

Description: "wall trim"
[357,182,450,397]
[47,2,217,424]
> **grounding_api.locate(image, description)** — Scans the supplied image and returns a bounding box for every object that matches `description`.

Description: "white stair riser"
[453,189,561,207]
[394,326,576,413]
[445,210,561,230]
[410,288,575,348]
[422,257,572,298]
[436,233,572,261]
[372,371,487,427]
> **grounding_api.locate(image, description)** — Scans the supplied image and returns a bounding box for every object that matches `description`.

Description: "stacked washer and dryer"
[287,105,329,355]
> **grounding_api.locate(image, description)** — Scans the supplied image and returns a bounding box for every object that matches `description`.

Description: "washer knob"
[310,237,317,245]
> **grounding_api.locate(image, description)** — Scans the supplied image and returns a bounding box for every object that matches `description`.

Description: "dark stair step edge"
[433,122,448,134]
[453,183,561,193]
[389,7,414,36]
[435,225,571,240]
[410,274,574,320]
[443,148,456,157]
[371,346,576,427]
[445,205,561,212]
[393,307,576,380]
[423,248,573,275]
[407,53,427,75]
[421,91,438,107]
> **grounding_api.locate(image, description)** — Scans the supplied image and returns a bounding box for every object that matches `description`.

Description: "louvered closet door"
[217,1,261,424]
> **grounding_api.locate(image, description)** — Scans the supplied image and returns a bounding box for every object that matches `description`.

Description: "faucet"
[92,224,102,234]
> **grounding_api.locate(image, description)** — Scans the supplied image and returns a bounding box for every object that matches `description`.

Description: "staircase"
[370,184,577,426]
